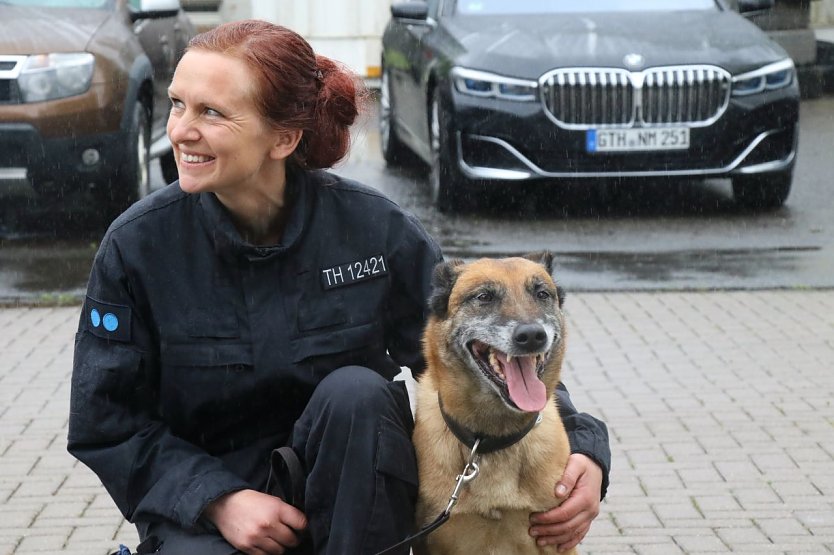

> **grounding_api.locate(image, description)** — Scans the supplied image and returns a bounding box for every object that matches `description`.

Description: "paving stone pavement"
[1,290,833,554]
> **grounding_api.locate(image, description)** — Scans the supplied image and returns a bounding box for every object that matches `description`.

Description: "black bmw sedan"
[380,0,800,212]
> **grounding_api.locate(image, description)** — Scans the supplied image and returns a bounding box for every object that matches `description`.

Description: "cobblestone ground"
[1,290,833,554]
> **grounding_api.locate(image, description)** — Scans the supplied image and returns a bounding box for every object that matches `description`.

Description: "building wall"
[218,0,390,78]
[812,0,834,25]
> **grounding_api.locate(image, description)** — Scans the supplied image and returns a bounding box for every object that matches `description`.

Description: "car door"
[385,0,441,160]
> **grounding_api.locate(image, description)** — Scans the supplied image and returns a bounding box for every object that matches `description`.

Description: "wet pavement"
[2,95,834,300]
[0,237,96,303]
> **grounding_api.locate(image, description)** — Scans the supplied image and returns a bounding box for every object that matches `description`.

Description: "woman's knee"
[296,366,414,459]
[314,366,398,416]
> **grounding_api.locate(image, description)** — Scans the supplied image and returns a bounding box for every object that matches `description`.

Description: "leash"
[375,439,482,555]
[266,446,306,510]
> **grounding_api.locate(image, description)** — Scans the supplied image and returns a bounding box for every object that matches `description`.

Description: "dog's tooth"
[488,349,506,378]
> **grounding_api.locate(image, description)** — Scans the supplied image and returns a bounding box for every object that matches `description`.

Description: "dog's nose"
[513,323,547,352]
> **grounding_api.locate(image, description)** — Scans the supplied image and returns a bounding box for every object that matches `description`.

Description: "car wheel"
[732,171,792,210]
[429,90,467,212]
[380,67,415,167]
[160,149,179,185]
[111,100,151,210]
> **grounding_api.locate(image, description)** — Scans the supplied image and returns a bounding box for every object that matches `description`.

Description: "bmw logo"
[623,53,645,69]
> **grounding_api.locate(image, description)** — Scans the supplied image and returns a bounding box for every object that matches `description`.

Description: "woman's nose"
[167,112,199,144]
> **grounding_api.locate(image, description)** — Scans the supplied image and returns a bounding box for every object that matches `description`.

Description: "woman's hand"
[204,489,307,555]
[528,453,603,552]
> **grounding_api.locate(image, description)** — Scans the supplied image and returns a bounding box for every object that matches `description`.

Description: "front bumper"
[0,123,129,200]
[450,84,800,181]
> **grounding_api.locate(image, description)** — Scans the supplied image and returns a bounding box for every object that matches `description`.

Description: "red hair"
[187,20,367,169]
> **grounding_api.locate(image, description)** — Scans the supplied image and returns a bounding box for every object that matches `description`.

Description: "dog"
[412,253,577,555]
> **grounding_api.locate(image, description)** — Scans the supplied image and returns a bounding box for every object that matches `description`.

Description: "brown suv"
[0,0,195,221]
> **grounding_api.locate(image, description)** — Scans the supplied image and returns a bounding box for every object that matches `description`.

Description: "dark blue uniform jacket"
[68,169,610,531]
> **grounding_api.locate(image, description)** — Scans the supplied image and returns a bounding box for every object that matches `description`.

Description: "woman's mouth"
[180,153,214,164]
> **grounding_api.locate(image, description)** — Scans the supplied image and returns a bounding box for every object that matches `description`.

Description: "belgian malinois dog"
[413,253,576,555]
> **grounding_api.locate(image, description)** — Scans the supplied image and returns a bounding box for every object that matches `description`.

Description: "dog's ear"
[428,259,464,318]
[556,283,566,308]
[523,250,554,275]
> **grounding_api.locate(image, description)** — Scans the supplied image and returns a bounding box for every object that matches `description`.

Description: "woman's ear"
[269,129,303,160]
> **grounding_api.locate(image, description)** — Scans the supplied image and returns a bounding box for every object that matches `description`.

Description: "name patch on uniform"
[85,296,132,342]
[321,254,388,290]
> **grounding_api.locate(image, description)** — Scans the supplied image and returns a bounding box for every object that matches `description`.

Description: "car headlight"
[18,52,95,103]
[732,58,794,97]
[452,67,537,101]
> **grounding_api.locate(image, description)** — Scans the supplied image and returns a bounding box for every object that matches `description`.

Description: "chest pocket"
[297,295,348,332]
[161,342,253,368]
[292,291,382,363]
[290,320,381,363]
[183,289,240,339]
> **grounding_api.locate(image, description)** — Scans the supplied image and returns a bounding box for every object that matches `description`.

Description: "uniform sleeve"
[67,234,249,528]
[556,383,611,500]
[384,210,444,376]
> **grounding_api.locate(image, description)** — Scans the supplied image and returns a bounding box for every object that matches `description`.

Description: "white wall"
[812,0,834,26]
[219,0,392,78]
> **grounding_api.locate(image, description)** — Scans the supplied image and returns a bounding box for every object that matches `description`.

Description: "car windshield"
[0,0,109,7]
[455,0,716,15]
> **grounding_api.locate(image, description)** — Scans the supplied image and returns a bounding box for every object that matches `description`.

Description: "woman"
[68,20,609,555]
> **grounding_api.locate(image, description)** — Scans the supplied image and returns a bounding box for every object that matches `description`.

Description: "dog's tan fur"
[413,255,576,555]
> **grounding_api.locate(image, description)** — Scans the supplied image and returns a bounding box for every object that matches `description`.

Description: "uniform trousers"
[136,366,417,555]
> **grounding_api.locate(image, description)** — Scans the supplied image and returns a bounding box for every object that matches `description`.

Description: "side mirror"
[391,1,429,21]
[130,0,181,21]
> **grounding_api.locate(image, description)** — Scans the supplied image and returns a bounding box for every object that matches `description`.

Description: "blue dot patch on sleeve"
[90,308,101,328]
[84,296,131,342]
[102,313,119,332]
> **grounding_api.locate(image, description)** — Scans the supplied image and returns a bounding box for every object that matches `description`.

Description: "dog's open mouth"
[468,340,548,413]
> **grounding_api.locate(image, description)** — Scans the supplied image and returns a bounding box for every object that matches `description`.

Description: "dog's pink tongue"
[496,353,547,412]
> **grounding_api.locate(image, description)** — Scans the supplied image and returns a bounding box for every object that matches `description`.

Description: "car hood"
[445,10,789,78]
[0,6,110,54]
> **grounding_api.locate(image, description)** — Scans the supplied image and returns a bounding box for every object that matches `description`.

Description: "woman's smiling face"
[166,50,288,196]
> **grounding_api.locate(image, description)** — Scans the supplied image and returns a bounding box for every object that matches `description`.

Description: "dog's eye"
[536,290,551,300]
[476,291,494,302]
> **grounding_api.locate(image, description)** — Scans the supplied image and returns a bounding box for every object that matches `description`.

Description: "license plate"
[587,128,690,153]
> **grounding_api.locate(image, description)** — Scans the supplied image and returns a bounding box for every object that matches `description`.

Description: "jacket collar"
[196,168,315,260]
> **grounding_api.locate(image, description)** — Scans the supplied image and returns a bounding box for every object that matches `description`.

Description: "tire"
[98,100,150,226]
[106,100,151,212]
[380,67,416,167]
[732,170,792,210]
[429,90,467,213]
[160,149,179,185]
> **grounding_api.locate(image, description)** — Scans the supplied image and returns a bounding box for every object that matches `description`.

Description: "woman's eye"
[169,98,183,110]
[205,107,222,117]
